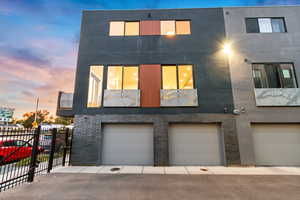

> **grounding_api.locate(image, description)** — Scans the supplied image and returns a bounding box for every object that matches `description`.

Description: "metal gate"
[0,126,73,192]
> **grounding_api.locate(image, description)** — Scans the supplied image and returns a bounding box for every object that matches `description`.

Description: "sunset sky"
[0,0,298,118]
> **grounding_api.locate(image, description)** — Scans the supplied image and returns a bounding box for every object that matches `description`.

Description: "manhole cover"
[110,167,120,172]
[200,168,208,171]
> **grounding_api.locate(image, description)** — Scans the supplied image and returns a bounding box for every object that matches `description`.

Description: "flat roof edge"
[82,5,300,12]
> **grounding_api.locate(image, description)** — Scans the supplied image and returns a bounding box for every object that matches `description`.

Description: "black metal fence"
[0,126,73,192]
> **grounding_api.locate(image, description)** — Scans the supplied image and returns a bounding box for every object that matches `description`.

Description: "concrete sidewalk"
[51,166,300,175]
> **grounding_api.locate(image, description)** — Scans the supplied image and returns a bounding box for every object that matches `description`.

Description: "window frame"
[161,64,195,90]
[252,62,298,89]
[109,21,125,36]
[106,65,140,90]
[245,17,287,33]
[87,65,104,108]
[175,20,192,35]
[109,20,192,36]
[271,17,287,33]
[160,20,176,36]
[124,21,140,36]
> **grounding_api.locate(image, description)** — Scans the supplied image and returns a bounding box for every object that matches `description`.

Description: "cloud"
[0,43,76,118]
[0,46,51,67]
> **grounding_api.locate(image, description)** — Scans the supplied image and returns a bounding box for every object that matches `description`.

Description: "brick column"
[222,118,241,166]
[153,119,169,166]
[72,115,102,165]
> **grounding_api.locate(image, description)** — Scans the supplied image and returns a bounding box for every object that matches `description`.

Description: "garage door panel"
[102,124,153,165]
[253,124,300,166]
[169,124,223,166]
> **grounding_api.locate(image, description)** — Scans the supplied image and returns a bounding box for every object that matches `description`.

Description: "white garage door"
[169,124,223,166]
[252,124,300,166]
[102,124,153,165]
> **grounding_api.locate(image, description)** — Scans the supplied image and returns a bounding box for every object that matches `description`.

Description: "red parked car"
[0,140,44,165]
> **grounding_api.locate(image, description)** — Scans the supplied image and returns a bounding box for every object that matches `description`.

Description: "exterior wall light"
[166,31,175,36]
[223,43,232,55]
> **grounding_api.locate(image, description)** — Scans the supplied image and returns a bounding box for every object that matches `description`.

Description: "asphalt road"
[1,174,300,200]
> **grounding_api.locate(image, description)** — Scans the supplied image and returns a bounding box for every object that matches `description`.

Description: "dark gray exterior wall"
[70,8,241,166]
[71,114,240,166]
[73,8,234,115]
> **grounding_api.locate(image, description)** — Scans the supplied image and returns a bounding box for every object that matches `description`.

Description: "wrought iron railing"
[0,126,72,192]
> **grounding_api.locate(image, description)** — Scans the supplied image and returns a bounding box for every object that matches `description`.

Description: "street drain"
[200,168,208,171]
[110,167,120,172]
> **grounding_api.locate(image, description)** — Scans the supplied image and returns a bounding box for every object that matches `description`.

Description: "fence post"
[68,129,73,166]
[47,128,57,173]
[28,126,41,182]
[62,128,69,166]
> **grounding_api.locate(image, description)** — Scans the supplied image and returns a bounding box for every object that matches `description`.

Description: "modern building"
[0,107,14,124]
[57,6,300,167]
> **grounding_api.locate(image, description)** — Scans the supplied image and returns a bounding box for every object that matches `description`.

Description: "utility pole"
[33,98,39,128]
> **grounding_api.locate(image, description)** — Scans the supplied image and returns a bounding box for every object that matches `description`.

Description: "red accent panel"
[140,20,161,35]
[140,64,161,107]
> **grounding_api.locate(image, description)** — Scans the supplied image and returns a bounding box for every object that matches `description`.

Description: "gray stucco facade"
[224,6,300,165]
[58,6,300,167]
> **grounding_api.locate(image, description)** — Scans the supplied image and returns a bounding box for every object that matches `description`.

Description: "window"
[107,66,122,89]
[107,66,139,90]
[252,63,297,88]
[109,21,124,36]
[176,21,191,35]
[246,18,286,33]
[178,65,194,89]
[162,65,194,89]
[161,20,176,35]
[125,21,139,36]
[123,66,139,89]
[246,18,260,33]
[110,20,191,36]
[162,66,177,89]
[271,18,286,33]
[87,65,104,107]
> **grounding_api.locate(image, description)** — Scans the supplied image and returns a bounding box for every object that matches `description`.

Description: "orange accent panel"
[140,20,161,35]
[140,64,161,107]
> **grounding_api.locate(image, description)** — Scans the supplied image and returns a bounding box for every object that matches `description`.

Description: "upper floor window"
[176,21,191,35]
[107,66,139,90]
[246,18,286,33]
[252,63,297,88]
[125,21,139,36]
[161,20,176,35]
[109,21,125,36]
[109,20,191,36]
[87,65,104,107]
[162,65,194,89]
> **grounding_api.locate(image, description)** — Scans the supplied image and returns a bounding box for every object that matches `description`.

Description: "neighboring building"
[57,6,300,166]
[0,107,14,124]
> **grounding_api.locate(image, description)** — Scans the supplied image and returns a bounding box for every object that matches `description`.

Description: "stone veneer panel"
[103,90,140,107]
[160,89,198,107]
[254,88,300,106]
